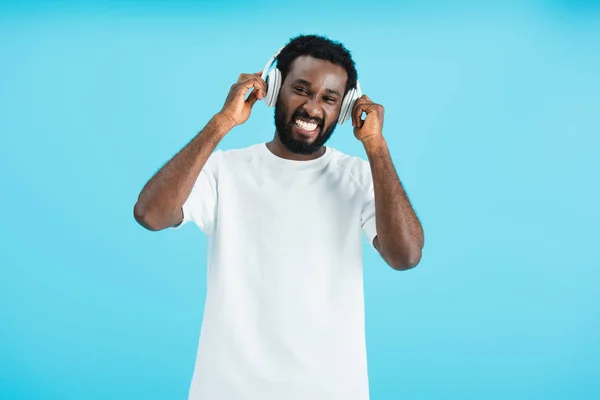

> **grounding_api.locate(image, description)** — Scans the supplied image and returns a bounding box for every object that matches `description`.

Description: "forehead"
[286,55,347,92]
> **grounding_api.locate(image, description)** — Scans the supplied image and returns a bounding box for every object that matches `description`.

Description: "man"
[134,34,424,400]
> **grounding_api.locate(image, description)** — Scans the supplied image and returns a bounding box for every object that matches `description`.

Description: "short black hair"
[275,34,358,95]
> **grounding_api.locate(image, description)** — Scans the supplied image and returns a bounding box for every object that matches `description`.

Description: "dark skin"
[134,55,424,270]
[351,100,425,270]
[266,56,345,161]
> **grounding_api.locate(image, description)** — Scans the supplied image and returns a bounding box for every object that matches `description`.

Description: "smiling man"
[134,34,424,400]
[272,54,346,156]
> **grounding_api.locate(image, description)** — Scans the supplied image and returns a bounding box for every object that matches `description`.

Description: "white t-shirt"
[174,142,378,400]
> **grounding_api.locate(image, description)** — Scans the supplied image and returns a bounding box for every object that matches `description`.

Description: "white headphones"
[260,46,362,125]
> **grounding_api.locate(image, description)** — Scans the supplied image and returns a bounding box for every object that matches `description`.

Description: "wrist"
[212,112,238,135]
[360,135,387,152]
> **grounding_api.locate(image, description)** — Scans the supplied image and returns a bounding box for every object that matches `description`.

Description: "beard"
[274,97,337,155]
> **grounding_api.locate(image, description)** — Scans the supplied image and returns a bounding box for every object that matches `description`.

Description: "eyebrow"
[293,79,342,97]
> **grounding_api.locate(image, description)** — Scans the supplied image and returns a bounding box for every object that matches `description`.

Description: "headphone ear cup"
[265,68,281,108]
[338,88,356,125]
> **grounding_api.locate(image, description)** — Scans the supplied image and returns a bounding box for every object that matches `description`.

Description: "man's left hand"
[351,95,385,142]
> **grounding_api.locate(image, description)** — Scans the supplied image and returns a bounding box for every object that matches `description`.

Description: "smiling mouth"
[294,118,320,134]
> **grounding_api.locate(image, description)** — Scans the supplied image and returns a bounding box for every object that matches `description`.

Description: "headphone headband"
[261,47,284,81]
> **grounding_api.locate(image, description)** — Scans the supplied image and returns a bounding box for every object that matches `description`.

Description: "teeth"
[295,119,318,131]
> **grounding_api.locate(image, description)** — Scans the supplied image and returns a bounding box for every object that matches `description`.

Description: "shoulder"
[327,147,373,189]
[208,143,261,167]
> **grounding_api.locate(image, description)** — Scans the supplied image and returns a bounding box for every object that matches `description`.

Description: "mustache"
[292,110,323,126]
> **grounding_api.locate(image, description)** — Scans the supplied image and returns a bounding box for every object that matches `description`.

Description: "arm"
[134,71,267,231]
[352,96,424,270]
[133,114,234,231]
[364,136,424,270]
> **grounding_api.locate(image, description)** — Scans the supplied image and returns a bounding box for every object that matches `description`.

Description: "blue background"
[1,1,599,399]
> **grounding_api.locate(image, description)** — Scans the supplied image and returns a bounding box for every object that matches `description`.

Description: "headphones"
[260,46,362,125]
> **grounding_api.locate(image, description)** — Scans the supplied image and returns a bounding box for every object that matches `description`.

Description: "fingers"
[234,72,267,101]
[236,71,263,82]
[352,95,369,128]
[245,88,260,107]
[352,95,384,128]
[245,77,267,103]
[352,99,364,128]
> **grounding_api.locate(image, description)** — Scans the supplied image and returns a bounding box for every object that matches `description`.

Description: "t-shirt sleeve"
[171,149,223,235]
[360,160,377,249]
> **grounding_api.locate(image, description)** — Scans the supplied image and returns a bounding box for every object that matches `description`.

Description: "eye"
[323,96,337,104]
[293,87,309,95]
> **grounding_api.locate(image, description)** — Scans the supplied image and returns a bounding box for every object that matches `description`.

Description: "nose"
[301,96,323,121]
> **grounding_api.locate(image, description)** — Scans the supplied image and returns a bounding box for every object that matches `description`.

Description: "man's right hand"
[218,71,267,127]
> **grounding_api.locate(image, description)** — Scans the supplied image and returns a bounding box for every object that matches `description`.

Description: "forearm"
[134,113,235,230]
[362,136,424,269]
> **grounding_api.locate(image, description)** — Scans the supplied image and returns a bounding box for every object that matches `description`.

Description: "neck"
[266,132,326,161]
